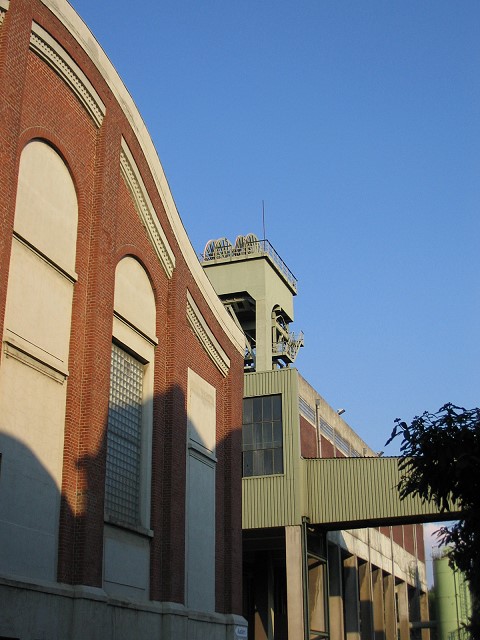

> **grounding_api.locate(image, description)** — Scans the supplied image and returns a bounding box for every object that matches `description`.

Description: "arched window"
[103,256,157,599]
[0,140,78,581]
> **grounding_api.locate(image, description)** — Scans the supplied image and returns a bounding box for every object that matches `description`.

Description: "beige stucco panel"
[187,368,216,454]
[0,355,66,487]
[186,451,216,612]
[0,355,66,581]
[14,140,78,275]
[114,256,157,341]
[103,525,150,600]
[5,239,74,365]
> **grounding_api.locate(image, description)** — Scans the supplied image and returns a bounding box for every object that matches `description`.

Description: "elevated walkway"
[303,456,461,529]
[242,456,461,530]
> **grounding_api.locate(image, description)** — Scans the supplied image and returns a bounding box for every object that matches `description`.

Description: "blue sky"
[70,0,479,457]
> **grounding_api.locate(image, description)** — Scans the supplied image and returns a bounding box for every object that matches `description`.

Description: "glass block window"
[242,394,283,477]
[105,343,143,525]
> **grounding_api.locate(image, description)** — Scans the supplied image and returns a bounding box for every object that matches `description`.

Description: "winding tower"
[202,234,304,372]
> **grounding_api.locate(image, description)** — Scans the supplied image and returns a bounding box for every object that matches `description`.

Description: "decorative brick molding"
[0,0,8,25]
[120,139,176,279]
[186,291,230,376]
[29,22,105,127]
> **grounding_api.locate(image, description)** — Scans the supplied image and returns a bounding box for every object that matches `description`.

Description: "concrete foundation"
[0,576,248,640]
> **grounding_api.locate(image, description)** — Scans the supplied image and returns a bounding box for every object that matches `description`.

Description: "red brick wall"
[403,524,415,556]
[416,525,425,563]
[392,524,404,547]
[298,414,344,459]
[380,524,425,564]
[320,435,335,458]
[0,0,244,615]
[300,415,318,457]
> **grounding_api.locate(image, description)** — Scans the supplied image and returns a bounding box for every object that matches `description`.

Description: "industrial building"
[202,234,435,640]
[0,1,458,639]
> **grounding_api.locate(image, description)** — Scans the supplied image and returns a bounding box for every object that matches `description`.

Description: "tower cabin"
[202,234,304,372]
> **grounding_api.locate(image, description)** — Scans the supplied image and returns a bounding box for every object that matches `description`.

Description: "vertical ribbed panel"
[242,369,303,529]
[304,457,459,525]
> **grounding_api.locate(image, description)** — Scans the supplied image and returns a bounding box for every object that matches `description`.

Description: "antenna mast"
[262,200,266,240]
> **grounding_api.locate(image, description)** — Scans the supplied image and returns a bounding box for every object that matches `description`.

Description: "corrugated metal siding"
[242,368,303,529]
[304,457,459,525]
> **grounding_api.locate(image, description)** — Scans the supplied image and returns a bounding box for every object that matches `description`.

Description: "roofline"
[40,0,245,355]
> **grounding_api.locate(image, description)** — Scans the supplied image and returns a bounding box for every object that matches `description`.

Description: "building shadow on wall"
[0,432,66,585]
[0,381,243,637]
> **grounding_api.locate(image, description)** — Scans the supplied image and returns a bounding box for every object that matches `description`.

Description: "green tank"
[433,554,471,640]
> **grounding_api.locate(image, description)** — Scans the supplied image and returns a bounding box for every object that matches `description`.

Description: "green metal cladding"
[242,368,302,529]
[303,457,459,528]
[242,367,461,530]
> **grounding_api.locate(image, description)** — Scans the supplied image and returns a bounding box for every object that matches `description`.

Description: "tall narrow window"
[105,343,144,526]
[103,257,156,599]
[0,140,78,581]
[242,394,283,477]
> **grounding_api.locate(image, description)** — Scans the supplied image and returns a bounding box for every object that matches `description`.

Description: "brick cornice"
[120,138,176,280]
[186,291,230,377]
[29,21,105,127]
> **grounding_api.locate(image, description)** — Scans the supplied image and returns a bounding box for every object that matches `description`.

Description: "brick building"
[0,1,247,638]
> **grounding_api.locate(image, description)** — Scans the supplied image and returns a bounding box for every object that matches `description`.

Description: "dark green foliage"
[428,589,438,640]
[386,404,480,639]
